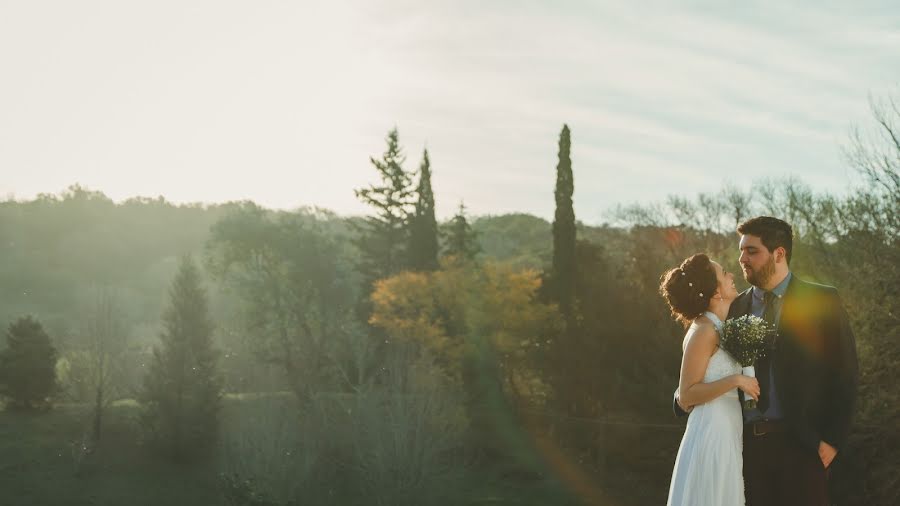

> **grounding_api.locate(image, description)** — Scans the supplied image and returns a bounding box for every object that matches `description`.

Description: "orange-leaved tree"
[370,256,560,406]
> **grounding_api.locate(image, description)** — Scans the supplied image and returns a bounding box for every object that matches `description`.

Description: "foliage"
[205,203,362,400]
[0,185,235,337]
[370,256,560,397]
[539,238,683,480]
[353,128,416,285]
[55,349,94,403]
[441,202,481,263]
[218,347,469,506]
[551,124,576,321]
[82,287,129,441]
[141,255,221,461]
[471,213,551,269]
[369,270,461,373]
[0,315,59,409]
[408,149,440,271]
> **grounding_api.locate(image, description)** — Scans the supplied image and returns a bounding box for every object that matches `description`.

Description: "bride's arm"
[677,325,752,407]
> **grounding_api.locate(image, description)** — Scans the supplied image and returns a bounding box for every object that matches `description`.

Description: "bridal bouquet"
[721,315,772,409]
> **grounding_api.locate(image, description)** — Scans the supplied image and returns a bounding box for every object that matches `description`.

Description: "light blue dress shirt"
[743,272,791,422]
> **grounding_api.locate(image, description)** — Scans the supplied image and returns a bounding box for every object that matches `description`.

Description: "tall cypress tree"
[354,128,416,285]
[552,124,576,322]
[409,149,439,271]
[141,255,221,461]
[442,201,480,263]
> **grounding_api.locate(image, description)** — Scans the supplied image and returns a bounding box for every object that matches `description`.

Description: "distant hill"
[0,186,625,344]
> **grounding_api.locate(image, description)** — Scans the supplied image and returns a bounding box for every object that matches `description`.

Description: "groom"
[674,216,858,506]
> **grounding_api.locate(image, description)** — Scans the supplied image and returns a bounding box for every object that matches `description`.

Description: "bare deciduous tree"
[84,286,127,443]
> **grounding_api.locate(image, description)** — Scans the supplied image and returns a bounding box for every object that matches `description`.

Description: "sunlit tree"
[354,128,416,285]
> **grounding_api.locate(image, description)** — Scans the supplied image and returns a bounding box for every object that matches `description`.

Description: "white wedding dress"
[667,312,745,506]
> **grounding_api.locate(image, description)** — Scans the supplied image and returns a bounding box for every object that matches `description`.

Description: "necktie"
[762,291,777,332]
[756,291,777,413]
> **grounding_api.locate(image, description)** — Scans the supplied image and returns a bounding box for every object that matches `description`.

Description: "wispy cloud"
[0,1,897,222]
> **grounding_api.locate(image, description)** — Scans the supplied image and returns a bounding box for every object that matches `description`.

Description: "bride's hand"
[732,374,760,401]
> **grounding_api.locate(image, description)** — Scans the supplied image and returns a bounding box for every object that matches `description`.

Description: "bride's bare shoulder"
[682,319,717,351]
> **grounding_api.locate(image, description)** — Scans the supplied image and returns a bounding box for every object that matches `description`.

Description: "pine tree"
[408,149,439,271]
[354,128,416,284]
[0,316,58,409]
[442,201,480,262]
[141,255,221,460]
[551,124,576,322]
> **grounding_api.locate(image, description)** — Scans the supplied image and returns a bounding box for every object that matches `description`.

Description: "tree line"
[0,94,897,505]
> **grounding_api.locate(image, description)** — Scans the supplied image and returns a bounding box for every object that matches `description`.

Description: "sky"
[1,0,898,223]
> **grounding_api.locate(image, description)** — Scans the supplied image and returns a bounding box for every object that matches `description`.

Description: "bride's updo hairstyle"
[659,253,718,327]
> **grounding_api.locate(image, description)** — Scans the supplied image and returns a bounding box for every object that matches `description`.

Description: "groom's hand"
[675,392,693,413]
[818,441,837,468]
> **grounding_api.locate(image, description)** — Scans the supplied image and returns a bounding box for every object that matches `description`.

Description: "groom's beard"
[743,256,776,288]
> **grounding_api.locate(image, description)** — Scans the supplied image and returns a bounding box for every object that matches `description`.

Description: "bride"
[659,253,759,506]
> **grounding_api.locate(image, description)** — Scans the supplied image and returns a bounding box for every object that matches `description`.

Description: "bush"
[218,347,469,506]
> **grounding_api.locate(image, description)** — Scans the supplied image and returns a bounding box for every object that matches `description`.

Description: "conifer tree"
[442,201,480,263]
[551,124,576,322]
[0,316,58,409]
[409,149,439,271]
[354,128,416,284]
[141,255,221,460]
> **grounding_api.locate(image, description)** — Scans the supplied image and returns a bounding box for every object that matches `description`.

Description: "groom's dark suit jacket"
[675,275,859,453]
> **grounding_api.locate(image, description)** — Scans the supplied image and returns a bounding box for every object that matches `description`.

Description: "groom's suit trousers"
[743,427,828,506]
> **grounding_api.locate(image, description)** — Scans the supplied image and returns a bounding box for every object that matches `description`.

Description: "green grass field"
[0,403,220,506]
[0,398,596,506]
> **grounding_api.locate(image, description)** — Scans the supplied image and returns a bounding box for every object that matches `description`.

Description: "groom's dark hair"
[737,216,793,265]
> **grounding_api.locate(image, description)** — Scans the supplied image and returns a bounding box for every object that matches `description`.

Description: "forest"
[0,97,897,506]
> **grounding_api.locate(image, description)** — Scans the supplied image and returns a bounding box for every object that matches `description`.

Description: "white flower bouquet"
[721,314,772,409]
